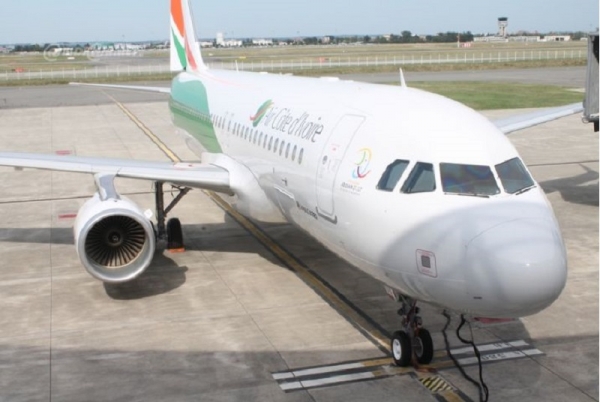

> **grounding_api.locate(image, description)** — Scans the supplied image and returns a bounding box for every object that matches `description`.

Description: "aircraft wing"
[493,102,583,134]
[0,152,229,193]
[69,82,171,94]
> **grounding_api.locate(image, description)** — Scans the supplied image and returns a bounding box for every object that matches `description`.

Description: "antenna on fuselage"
[399,68,407,88]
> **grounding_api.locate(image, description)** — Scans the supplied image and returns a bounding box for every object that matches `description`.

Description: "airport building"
[252,38,273,46]
[474,16,572,43]
[216,32,243,47]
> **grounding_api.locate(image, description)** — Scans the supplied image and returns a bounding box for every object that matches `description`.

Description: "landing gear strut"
[154,181,190,251]
[390,297,434,367]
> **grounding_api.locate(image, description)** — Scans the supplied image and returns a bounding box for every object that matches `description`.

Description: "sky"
[0,0,598,44]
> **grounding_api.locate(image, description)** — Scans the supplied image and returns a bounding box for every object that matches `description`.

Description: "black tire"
[166,217,184,250]
[414,328,434,365]
[391,330,412,367]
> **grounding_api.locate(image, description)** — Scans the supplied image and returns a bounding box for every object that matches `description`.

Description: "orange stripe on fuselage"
[171,0,185,36]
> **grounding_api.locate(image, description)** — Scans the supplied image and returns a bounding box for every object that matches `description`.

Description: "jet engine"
[73,192,155,283]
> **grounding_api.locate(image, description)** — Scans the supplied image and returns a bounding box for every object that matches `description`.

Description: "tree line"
[300,31,474,45]
[8,30,593,52]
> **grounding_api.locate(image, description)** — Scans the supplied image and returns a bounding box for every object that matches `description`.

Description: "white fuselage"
[170,69,567,318]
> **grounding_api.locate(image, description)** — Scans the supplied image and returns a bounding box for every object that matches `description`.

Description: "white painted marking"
[272,372,294,380]
[279,381,302,391]
[457,348,543,366]
[522,349,544,357]
[450,340,529,355]
[300,371,375,389]
[86,353,133,361]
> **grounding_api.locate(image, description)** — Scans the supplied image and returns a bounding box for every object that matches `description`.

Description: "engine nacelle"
[73,193,155,283]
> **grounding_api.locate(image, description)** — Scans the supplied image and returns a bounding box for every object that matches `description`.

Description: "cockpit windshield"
[440,163,500,197]
[495,157,535,194]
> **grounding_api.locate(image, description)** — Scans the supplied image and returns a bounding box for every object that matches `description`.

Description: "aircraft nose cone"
[466,218,567,317]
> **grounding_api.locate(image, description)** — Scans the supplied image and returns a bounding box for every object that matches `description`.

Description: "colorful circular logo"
[352,148,372,179]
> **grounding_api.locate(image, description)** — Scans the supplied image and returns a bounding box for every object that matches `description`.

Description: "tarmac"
[0,74,597,402]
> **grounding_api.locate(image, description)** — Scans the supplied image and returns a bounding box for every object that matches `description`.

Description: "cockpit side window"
[377,159,410,191]
[401,162,436,193]
[440,163,500,196]
[495,157,535,194]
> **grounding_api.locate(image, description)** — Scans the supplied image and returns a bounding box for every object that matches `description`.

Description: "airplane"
[0,0,583,367]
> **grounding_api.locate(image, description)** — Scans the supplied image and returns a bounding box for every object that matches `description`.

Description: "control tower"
[216,32,225,46]
[498,17,508,37]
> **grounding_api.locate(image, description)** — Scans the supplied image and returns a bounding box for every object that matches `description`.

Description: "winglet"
[399,68,407,88]
[170,0,207,72]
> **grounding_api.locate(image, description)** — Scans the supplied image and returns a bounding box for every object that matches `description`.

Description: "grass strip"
[408,81,583,110]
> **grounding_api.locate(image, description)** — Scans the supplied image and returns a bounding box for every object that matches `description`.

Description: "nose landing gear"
[391,298,434,367]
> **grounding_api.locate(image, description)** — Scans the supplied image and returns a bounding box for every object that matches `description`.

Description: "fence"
[2,49,586,81]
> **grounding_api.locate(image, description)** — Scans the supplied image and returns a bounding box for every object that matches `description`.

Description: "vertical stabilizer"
[170,0,207,72]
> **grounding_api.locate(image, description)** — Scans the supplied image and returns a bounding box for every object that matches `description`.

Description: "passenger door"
[316,115,365,221]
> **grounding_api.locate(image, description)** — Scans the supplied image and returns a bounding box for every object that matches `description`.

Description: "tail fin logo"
[171,0,187,70]
[170,0,203,72]
[250,100,274,127]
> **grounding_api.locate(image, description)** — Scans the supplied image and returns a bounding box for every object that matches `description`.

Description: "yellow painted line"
[104,92,181,163]
[440,389,469,402]
[206,190,392,352]
[360,357,393,368]
[110,97,470,402]
[106,91,391,351]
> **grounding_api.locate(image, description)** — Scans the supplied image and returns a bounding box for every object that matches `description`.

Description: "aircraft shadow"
[103,252,189,301]
[0,204,596,400]
[538,165,599,207]
[1,334,596,401]
[0,224,288,266]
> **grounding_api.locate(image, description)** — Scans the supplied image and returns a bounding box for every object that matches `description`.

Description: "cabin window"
[285,143,291,158]
[441,163,500,196]
[298,148,303,164]
[262,132,267,148]
[377,159,410,191]
[274,138,280,152]
[268,136,273,151]
[279,141,285,156]
[259,132,263,145]
[401,162,436,194]
[245,127,250,140]
[495,157,535,194]
[292,145,298,161]
[253,130,258,144]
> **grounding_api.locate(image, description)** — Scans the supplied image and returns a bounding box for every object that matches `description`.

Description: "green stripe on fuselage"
[169,76,222,153]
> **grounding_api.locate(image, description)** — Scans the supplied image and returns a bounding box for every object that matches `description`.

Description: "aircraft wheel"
[413,328,434,364]
[391,330,412,367]
[166,217,184,250]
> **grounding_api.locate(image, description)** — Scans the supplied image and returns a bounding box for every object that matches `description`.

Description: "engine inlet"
[85,216,147,267]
